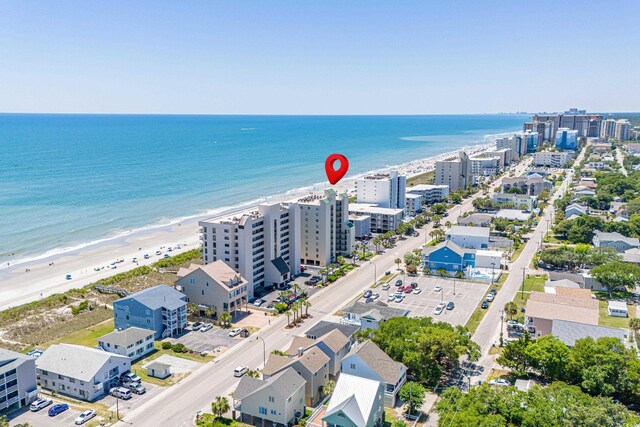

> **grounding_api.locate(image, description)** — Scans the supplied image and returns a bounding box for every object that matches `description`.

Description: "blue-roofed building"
[422,241,476,273]
[113,285,187,339]
[556,128,579,150]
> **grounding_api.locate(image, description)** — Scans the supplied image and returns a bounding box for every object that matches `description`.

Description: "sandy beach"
[0,142,494,310]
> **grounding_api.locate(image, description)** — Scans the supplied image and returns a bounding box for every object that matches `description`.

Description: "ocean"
[0,114,528,264]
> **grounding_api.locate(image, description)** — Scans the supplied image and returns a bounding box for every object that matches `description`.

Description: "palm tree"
[246,369,261,378]
[445,221,452,229]
[219,312,232,328]
[394,258,402,270]
[285,310,292,327]
[211,395,230,419]
[437,268,448,277]
[187,303,199,319]
[303,300,311,317]
[337,255,345,266]
[455,270,465,279]
[504,302,518,320]
[319,267,328,284]
[324,380,336,396]
[372,236,382,254]
[204,307,215,319]
[292,283,301,296]
[630,318,640,342]
[423,267,431,276]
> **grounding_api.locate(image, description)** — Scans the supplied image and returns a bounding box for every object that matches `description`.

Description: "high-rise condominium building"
[355,170,406,210]
[434,152,468,191]
[199,202,300,299]
[600,119,617,141]
[298,189,354,267]
[467,153,502,185]
[615,119,631,141]
[555,128,579,150]
[496,134,526,161]
[523,131,539,153]
[528,109,603,141]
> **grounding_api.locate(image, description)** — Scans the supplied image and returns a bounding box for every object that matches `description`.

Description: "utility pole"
[371,261,377,287]
[521,267,526,300]
[256,336,266,367]
[453,279,456,296]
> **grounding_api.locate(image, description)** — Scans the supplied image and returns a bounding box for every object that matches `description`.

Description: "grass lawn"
[383,407,402,427]
[196,414,251,427]
[510,244,525,261]
[52,319,114,348]
[598,301,633,328]
[407,170,434,187]
[466,274,509,335]
[511,274,547,323]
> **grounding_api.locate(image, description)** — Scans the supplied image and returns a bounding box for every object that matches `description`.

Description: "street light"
[453,278,456,296]
[490,262,495,287]
[256,336,266,367]
[371,260,377,287]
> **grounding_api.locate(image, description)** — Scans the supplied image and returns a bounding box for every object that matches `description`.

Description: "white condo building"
[298,189,355,267]
[349,203,404,234]
[616,119,631,141]
[434,152,468,191]
[496,134,526,161]
[600,119,617,141]
[355,170,406,210]
[533,151,572,167]
[406,184,449,205]
[468,153,502,185]
[199,202,301,299]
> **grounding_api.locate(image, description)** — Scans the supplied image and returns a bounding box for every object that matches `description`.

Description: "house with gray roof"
[286,329,352,378]
[97,327,155,360]
[304,321,359,341]
[593,230,640,253]
[445,225,490,249]
[341,301,408,330]
[341,340,406,408]
[113,284,187,339]
[457,213,494,227]
[551,320,629,347]
[322,373,384,427]
[233,367,306,427]
[0,348,38,412]
[35,344,131,401]
[263,346,330,406]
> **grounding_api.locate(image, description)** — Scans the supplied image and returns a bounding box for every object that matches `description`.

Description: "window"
[270,409,277,415]
[268,396,275,402]
[350,363,355,370]
[259,407,267,415]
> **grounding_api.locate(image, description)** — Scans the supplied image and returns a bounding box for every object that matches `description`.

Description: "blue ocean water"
[0,114,528,262]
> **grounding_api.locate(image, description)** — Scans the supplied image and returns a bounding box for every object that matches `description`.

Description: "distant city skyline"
[1,1,639,115]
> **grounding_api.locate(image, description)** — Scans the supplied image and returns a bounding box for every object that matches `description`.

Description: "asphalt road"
[116,157,534,426]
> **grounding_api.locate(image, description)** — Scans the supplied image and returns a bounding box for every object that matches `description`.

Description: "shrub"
[161,342,172,350]
[171,343,187,353]
[274,303,288,313]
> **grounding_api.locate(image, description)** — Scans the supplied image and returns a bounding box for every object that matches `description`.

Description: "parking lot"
[373,275,490,326]
[10,403,85,427]
[166,325,239,354]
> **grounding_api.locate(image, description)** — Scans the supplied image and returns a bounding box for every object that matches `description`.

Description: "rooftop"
[0,348,33,372]
[594,230,640,246]
[526,292,598,325]
[349,203,404,216]
[446,225,490,238]
[551,320,628,346]
[98,327,154,348]
[347,340,405,384]
[407,184,449,191]
[342,301,408,321]
[235,367,305,401]
[36,344,129,382]
[177,262,247,290]
[304,321,359,340]
[324,374,381,427]
[423,240,475,258]
[115,285,186,311]
[608,300,628,311]
[495,209,532,221]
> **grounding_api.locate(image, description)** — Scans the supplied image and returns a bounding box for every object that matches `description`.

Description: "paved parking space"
[377,276,490,326]
[104,382,163,416]
[9,404,82,427]
[167,326,238,353]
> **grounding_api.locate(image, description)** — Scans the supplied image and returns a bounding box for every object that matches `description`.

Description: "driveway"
[372,276,489,326]
[167,326,238,353]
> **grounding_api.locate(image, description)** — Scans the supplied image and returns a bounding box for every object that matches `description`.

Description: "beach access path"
[115,156,532,427]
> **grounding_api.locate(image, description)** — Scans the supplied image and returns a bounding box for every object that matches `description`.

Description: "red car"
[398,285,405,292]
[404,287,412,293]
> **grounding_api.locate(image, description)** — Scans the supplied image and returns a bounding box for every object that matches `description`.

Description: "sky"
[1,1,639,115]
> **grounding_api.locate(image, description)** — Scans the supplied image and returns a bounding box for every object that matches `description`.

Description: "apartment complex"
[555,128,579,150]
[526,109,603,141]
[406,184,449,205]
[533,151,572,167]
[355,170,406,209]
[349,203,404,234]
[524,121,554,142]
[467,152,502,184]
[434,152,468,191]
[200,202,301,299]
[600,118,618,141]
[0,348,37,412]
[496,134,527,161]
[616,119,631,141]
[298,189,354,266]
[522,131,539,153]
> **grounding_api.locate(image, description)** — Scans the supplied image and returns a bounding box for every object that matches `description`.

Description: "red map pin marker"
[325,153,349,185]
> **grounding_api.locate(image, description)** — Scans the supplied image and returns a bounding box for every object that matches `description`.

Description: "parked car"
[234,365,249,377]
[110,387,132,400]
[200,323,213,332]
[385,270,391,275]
[395,280,403,287]
[229,328,242,337]
[434,285,443,292]
[413,287,422,294]
[30,398,52,412]
[75,410,97,425]
[486,293,495,302]
[266,303,275,310]
[394,295,404,303]
[382,284,390,291]
[253,299,264,307]
[387,294,395,302]
[434,303,446,315]
[481,301,489,309]
[130,384,147,395]
[191,322,203,331]
[365,297,373,303]
[446,301,455,310]
[121,372,141,384]
[48,403,69,416]
[410,282,418,289]
[371,292,380,300]
[363,290,373,298]
[489,288,497,295]
[488,379,511,387]
[404,287,412,294]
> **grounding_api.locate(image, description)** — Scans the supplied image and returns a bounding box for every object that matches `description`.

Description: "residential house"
[457,213,494,227]
[341,302,408,330]
[113,285,187,339]
[406,184,449,205]
[501,175,552,196]
[622,248,640,265]
[551,320,629,347]
[608,301,628,317]
[97,327,155,360]
[491,193,537,211]
[525,291,599,338]
[422,240,476,274]
[565,204,588,218]
[322,373,384,427]
[175,261,248,317]
[341,340,406,408]
[35,344,131,401]
[445,225,490,249]
[593,231,640,253]
[304,321,359,342]
[234,367,306,427]
[146,361,171,379]
[262,347,330,406]
[286,329,352,378]
[495,209,532,222]
[0,348,38,412]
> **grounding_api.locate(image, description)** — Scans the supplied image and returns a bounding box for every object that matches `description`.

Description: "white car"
[371,293,380,300]
[29,398,52,412]
[434,302,446,315]
[253,299,264,307]
[234,365,249,377]
[488,379,511,387]
[394,295,404,303]
[200,323,213,332]
[434,285,443,292]
[382,284,390,291]
[387,294,395,302]
[75,410,97,425]
[229,328,242,337]
[413,287,422,294]
[486,293,495,302]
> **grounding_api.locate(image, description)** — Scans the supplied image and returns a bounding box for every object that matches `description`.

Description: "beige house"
[525,291,598,337]
[263,347,330,406]
[175,261,248,317]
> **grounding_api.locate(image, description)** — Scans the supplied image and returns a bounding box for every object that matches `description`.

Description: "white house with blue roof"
[113,285,187,339]
[422,240,476,274]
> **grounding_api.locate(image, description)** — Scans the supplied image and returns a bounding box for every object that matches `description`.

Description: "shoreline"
[0,140,497,310]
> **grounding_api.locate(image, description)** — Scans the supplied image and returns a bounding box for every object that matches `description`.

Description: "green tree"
[324,380,336,396]
[437,268,448,277]
[496,335,532,374]
[503,301,518,320]
[394,258,402,270]
[399,381,426,415]
[218,312,232,328]
[245,369,261,378]
[211,395,230,419]
[630,318,640,342]
[592,261,640,296]
[525,335,570,381]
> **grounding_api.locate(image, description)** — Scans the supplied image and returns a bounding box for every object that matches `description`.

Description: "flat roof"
[349,203,404,215]
[608,301,628,310]
[446,225,490,237]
